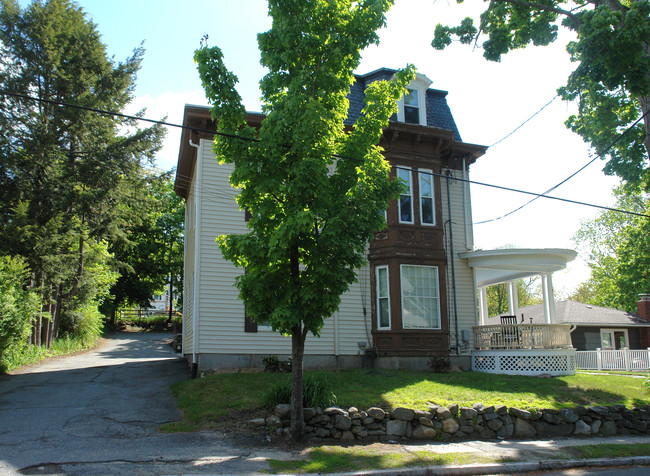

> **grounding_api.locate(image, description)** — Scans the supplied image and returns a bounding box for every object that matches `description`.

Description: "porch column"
[478,286,488,325]
[507,280,519,320]
[541,273,557,324]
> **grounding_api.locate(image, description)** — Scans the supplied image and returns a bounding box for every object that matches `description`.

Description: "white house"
[174,68,576,374]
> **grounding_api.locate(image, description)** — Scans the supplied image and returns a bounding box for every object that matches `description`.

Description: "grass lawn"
[162,369,650,432]
[263,442,650,474]
[266,445,520,474]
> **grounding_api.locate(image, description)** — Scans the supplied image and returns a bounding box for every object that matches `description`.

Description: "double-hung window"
[403,89,420,124]
[400,265,440,329]
[376,266,390,329]
[419,170,435,225]
[397,167,413,223]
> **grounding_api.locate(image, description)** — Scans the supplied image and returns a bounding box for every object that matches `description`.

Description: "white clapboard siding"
[440,167,478,355]
[194,139,369,356]
[182,165,196,355]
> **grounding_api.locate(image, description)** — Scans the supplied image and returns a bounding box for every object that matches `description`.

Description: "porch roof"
[459,248,577,288]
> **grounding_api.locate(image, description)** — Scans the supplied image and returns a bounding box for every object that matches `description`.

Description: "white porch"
[459,248,578,376]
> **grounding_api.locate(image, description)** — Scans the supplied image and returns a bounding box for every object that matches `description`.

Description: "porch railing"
[576,348,650,371]
[473,324,573,350]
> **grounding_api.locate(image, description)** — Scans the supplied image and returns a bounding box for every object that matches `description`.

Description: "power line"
[475,106,650,224]
[488,95,558,148]
[2,88,648,219]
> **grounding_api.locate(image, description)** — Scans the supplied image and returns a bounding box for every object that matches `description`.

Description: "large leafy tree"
[195,0,413,440]
[0,0,164,345]
[102,175,184,322]
[433,0,650,190]
[572,187,648,311]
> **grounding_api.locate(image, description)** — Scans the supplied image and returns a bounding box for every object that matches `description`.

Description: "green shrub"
[0,256,40,368]
[114,314,181,331]
[262,374,337,409]
[428,354,450,373]
[60,304,104,345]
[263,354,292,373]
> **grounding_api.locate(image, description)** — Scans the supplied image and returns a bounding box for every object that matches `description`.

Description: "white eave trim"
[459,248,577,288]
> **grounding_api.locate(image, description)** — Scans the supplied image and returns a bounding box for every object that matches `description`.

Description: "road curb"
[324,455,650,475]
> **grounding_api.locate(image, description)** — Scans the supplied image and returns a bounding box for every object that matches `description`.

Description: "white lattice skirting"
[472,349,576,376]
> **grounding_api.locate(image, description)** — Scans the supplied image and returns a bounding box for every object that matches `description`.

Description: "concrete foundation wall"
[191,353,472,372]
[193,353,366,372]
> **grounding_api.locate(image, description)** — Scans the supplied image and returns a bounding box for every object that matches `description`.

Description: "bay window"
[419,170,434,225]
[397,167,413,223]
[376,266,390,329]
[400,265,440,329]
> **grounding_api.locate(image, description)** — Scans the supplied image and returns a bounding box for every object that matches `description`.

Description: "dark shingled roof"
[345,67,463,142]
[486,300,650,327]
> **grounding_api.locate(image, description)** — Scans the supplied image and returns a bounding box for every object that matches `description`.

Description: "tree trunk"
[48,284,63,348]
[290,324,307,441]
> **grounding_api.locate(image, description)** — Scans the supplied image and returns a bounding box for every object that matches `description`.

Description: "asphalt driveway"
[0,332,280,475]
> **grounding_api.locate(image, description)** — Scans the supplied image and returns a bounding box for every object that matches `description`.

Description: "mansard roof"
[345,67,462,141]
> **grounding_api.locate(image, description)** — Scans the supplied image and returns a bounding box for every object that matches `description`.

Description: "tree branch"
[491,0,581,22]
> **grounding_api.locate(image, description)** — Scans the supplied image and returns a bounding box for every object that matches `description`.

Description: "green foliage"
[486,277,542,317]
[262,374,337,409]
[263,355,292,373]
[101,175,185,319]
[645,373,650,393]
[114,314,181,332]
[573,186,649,312]
[195,0,413,437]
[427,354,450,373]
[196,0,412,337]
[1,334,95,372]
[432,0,650,190]
[0,256,40,366]
[0,0,165,346]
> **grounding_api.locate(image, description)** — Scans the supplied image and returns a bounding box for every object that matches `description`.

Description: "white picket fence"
[575,348,650,371]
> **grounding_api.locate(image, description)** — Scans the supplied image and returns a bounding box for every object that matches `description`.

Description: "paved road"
[0,333,283,475]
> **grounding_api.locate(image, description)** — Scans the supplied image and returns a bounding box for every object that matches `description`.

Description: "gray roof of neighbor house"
[345,67,462,141]
[486,300,650,327]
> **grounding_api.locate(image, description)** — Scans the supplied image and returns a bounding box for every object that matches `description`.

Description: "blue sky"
[21,0,622,294]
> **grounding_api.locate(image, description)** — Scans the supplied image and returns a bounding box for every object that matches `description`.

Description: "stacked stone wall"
[251,403,650,442]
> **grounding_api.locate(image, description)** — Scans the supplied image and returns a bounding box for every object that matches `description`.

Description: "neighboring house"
[487,297,650,351]
[174,68,491,371]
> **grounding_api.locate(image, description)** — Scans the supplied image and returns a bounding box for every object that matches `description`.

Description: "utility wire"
[488,94,558,148]
[2,88,648,219]
[0,89,260,143]
[475,106,650,224]
[473,0,650,220]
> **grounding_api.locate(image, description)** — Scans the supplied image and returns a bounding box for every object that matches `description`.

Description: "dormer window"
[404,89,420,124]
[396,73,433,126]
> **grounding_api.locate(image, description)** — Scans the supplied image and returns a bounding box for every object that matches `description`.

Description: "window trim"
[418,169,435,226]
[395,73,432,125]
[600,328,629,350]
[376,265,391,330]
[397,166,414,224]
[399,264,441,330]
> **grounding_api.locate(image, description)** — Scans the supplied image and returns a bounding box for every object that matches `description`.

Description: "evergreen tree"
[0,0,164,345]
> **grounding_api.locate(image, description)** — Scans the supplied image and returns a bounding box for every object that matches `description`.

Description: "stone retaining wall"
[250,402,650,442]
